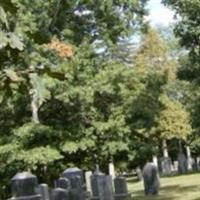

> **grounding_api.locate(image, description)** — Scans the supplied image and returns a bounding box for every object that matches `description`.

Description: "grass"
[128,173,200,200]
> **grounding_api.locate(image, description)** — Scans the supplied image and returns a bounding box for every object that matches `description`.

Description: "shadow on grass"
[132,184,200,200]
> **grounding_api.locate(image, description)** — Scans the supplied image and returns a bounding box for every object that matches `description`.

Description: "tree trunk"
[178,140,183,153]
[31,100,39,123]
[186,146,192,170]
[162,139,169,158]
[30,88,40,123]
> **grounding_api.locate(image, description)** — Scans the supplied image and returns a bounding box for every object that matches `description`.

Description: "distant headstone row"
[158,153,200,176]
[7,167,131,200]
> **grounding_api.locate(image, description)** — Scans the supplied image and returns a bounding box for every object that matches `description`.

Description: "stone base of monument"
[8,195,41,200]
[91,196,100,200]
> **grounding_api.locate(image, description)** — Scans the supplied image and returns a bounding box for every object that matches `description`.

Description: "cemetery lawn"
[128,173,200,200]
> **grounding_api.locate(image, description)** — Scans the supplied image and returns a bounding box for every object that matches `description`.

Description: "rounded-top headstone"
[11,171,39,197]
[143,162,160,195]
[62,167,84,183]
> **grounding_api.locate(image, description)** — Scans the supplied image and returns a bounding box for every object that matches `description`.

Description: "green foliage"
[0,1,195,198]
[131,28,192,160]
[154,95,192,139]
[0,6,24,50]
[0,0,149,197]
[17,147,63,170]
[162,0,200,83]
[162,0,200,153]
[0,6,8,28]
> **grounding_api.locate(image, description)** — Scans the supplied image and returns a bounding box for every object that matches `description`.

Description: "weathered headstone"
[91,173,114,200]
[173,161,178,172]
[85,171,92,193]
[196,157,200,171]
[37,184,50,200]
[62,168,89,200]
[8,171,41,200]
[159,157,172,176]
[152,155,158,167]
[70,176,84,200]
[57,178,71,190]
[186,146,193,171]
[109,161,116,179]
[143,162,160,195]
[51,188,69,200]
[114,176,131,200]
[62,167,84,184]
[135,167,143,181]
[70,176,82,189]
[178,153,188,174]
[191,158,197,171]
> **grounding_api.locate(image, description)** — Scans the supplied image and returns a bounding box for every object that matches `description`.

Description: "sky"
[147,0,175,26]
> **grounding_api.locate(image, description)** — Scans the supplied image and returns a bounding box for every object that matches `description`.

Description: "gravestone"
[85,171,92,193]
[143,162,160,195]
[69,176,84,200]
[109,161,115,179]
[114,176,131,200]
[196,157,200,171]
[62,167,84,184]
[178,153,188,174]
[62,168,89,200]
[187,157,194,172]
[8,171,41,200]
[37,184,50,200]
[152,155,158,167]
[191,158,197,171]
[91,173,114,200]
[135,167,143,181]
[159,157,172,176]
[173,161,178,172]
[57,178,71,190]
[51,188,69,200]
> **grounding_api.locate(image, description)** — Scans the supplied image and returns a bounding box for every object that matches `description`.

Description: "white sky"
[147,0,175,26]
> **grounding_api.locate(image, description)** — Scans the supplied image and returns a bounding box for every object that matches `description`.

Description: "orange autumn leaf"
[48,39,74,58]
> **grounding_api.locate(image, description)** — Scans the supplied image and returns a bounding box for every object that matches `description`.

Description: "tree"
[162,0,200,155]
[0,1,148,197]
[131,27,192,161]
[162,0,200,83]
[154,94,192,140]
